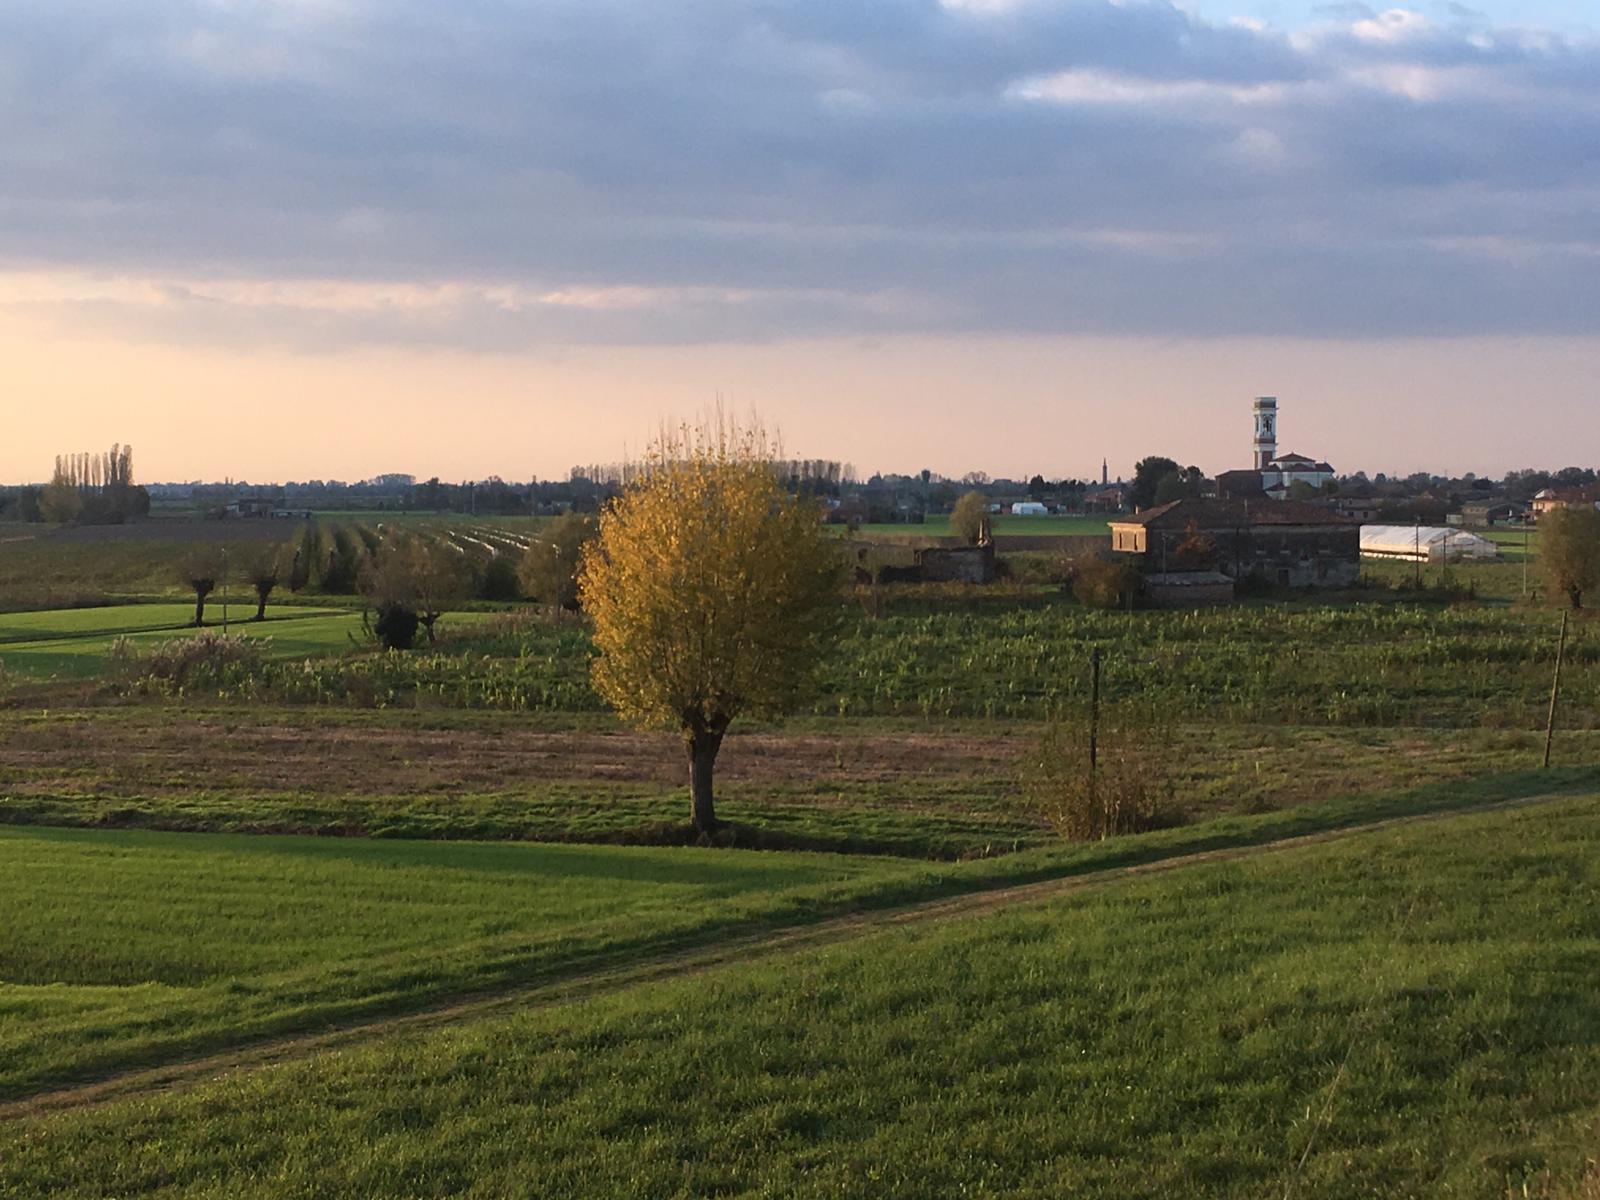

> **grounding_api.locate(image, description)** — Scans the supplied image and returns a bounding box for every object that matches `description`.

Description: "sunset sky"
[3,0,1596,484]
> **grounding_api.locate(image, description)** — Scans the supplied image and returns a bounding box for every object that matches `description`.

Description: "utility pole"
[221,532,229,635]
[1542,611,1569,769]
[1088,646,1102,813]
[1522,520,1530,597]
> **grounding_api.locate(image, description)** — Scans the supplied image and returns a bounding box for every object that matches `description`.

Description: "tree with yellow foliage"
[578,418,841,833]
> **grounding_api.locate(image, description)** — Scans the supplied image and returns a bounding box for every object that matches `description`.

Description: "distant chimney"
[1101,457,1108,486]
[1253,396,1278,471]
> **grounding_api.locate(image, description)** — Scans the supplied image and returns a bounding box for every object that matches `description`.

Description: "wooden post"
[1088,646,1102,812]
[1543,610,1569,770]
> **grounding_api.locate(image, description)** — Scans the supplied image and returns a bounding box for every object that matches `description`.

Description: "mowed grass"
[0,606,359,680]
[0,826,919,1097]
[6,798,1599,1198]
[0,603,334,644]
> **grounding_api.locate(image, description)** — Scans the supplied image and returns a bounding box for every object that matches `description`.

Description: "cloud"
[0,0,1596,347]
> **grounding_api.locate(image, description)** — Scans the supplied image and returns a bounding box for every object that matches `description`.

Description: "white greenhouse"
[1360,524,1500,563]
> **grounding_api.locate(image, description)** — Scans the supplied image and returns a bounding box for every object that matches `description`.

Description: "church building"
[1250,396,1334,498]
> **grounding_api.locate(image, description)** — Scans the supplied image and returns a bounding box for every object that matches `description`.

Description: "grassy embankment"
[5,796,1599,1197]
[2,765,1598,1103]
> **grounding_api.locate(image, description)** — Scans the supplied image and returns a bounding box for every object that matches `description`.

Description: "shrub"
[110,632,269,690]
[1025,711,1183,841]
[371,603,421,651]
[1068,555,1140,609]
[478,554,523,602]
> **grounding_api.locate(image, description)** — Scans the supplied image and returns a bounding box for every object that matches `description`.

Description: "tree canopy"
[519,511,597,610]
[578,417,840,832]
[950,490,989,545]
[1130,456,1180,511]
[1541,506,1600,608]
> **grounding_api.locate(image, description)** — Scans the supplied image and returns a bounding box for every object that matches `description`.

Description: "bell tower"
[1253,396,1278,470]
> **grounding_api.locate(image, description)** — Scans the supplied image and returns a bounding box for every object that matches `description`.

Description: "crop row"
[117,601,1598,729]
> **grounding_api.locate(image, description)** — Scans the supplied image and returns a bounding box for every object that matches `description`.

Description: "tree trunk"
[194,595,206,627]
[687,726,725,833]
[255,593,268,621]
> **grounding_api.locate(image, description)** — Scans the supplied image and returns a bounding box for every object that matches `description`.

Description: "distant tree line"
[0,445,151,525]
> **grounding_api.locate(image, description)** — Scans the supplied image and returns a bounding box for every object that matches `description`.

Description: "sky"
[2,0,1597,485]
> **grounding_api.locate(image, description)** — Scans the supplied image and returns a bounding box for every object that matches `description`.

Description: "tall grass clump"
[1025,709,1183,840]
[109,633,270,695]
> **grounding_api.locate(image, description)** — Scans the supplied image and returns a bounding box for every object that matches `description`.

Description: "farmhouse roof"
[1537,486,1600,502]
[1112,498,1357,530]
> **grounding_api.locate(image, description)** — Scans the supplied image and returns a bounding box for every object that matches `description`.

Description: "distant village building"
[1532,487,1600,520]
[1250,396,1335,498]
[224,497,280,518]
[1459,499,1526,527]
[1011,501,1049,516]
[1109,498,1360,589]
[1083,483,1127,512]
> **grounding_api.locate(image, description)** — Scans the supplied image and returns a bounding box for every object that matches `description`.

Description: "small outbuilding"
[1143,571,1235,608]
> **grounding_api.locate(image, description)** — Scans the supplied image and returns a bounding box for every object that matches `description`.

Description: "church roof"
[1268,452,1334,472]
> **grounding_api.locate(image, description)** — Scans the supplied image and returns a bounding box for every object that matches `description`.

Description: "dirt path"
[0,790,1573,1123]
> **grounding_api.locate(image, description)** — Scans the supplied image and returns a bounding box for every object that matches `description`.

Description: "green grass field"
[0,605,361,680]
[5,797,1598,1197]
[0,825,921,1098]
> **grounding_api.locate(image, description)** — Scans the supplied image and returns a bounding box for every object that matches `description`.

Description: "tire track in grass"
[0,789,1576,1122]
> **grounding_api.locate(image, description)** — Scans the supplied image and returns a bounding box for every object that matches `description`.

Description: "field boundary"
[0,787,1578,1124]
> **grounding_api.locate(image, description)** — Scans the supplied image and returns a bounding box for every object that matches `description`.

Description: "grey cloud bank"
[1,0,1596,348]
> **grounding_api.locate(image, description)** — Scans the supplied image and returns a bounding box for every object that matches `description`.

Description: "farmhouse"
[1109,498,1359,588]
[1532,487,1600,520]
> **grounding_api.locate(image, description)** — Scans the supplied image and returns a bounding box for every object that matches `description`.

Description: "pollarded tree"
[950,490,989,545]
[1541,506,1600,608]
[244,547,287,621]
[180,554,218,627]
[359,534,468,647]
[578,418,841,833]
[410,539,471,642]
